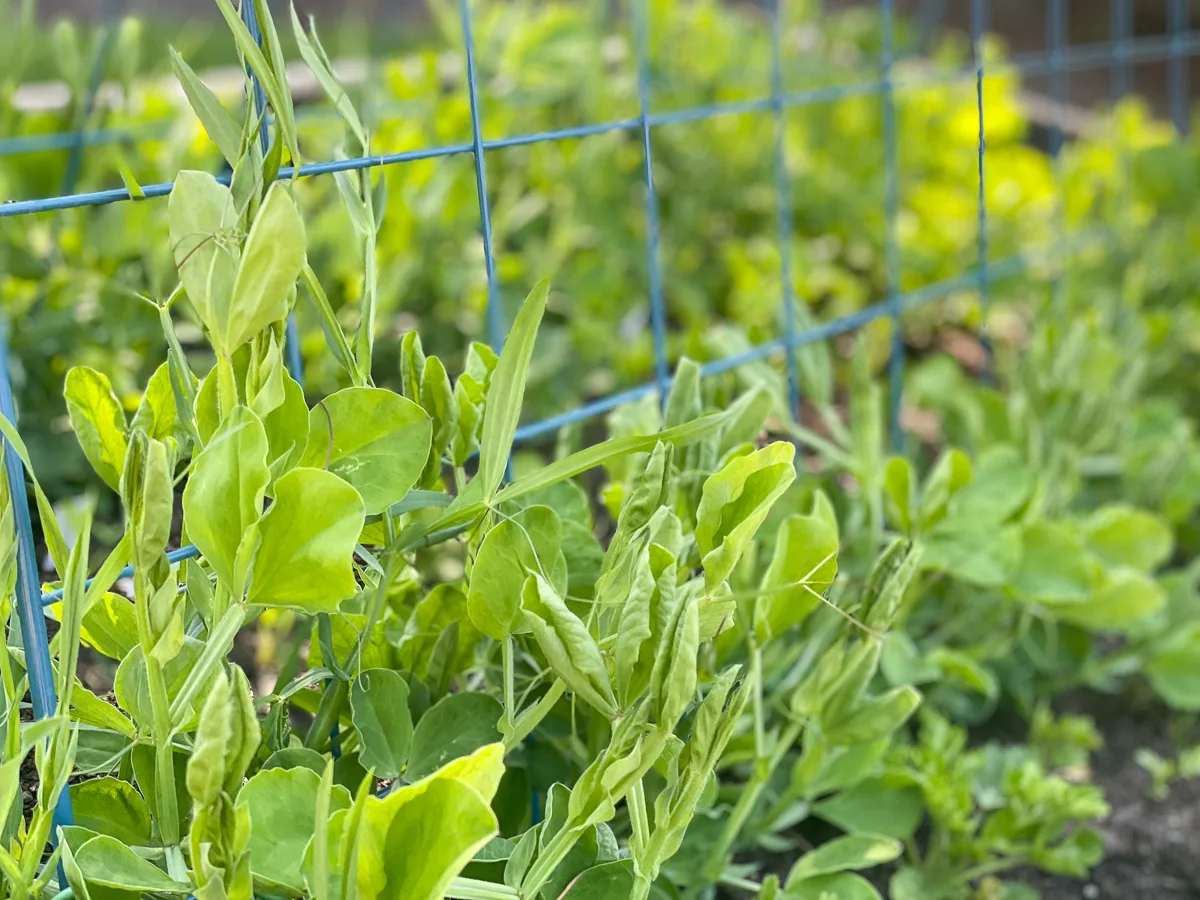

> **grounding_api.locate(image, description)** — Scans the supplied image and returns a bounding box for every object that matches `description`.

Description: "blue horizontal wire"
[41,544,199,605]
[33,226,1113,615]
[8,32,1200,219]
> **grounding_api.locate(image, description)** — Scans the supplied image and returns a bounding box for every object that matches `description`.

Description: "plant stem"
[503,679,566,752]
[305,678,349,751]
[502,636,515,728]
[520,823,581,899]
[444,877,520,900]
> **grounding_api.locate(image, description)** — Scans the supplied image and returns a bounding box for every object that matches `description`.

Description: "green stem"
[503,679,566,752]
[520,823,582,899]
[215,353,238,421]
[305,679,349,751]
[501,636,515,731]
[444,877,520,900]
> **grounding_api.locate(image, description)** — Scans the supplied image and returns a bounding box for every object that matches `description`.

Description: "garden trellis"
[0,0,1193,853]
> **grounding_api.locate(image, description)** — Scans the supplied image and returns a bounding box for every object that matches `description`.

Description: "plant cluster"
[3,1,1200,900]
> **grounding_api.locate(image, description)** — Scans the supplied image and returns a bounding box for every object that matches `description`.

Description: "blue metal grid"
[0,0,1192,867]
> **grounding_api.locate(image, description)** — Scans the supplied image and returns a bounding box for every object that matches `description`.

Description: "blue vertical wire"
[972,0,993,380]
[1048,0,1067,314]
[771,0,801,417]
[0,319,75,846]
[880,0,903,453]
[460,0,503,355]
[239,0,304,382]
[635,0,671,405]
[1112,0,1132,100]
[1169,0,1189,135]
[62,0,122,197]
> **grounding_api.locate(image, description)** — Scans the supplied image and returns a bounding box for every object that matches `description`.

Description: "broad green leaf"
[921,520,1022,587]
[130,744,191,838]
[1045,568,1165,632]
[122,433,174,576]
[754,507,839,642]
[785,834,901,884]
[354,748,504,900]
[478,280,550,500]
[73,834,189,892]
[169,47,242,165]
[350,669,413,780]
[309,612,392,672]
[224,183,306,351]
[168,170,237,337]
[1082,504,1174,572]
[263,747,328,774]
[696,442,796,590]
[825,687,921,745]
[406,692,502,782]
[69,777,152,846]
[467,505,566,640]
[289,3,367,148]
[951,444,1031,523]
[247,467,365,612]
[558,859,636,898]
[810,779,923,841]
[64,366,127,490]
[1146,621,1200,710]
[521,574,617,716]
[784,873,881,900]
[130,361,181,444]
[263,364,309,476]
[1012,522,1101,603]
[70,685,136,737]
[299,387,431,515]
[182,405,269,593]
[237,766,351,894]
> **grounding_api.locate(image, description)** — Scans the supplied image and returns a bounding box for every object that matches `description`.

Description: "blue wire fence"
[1,0,1194,855]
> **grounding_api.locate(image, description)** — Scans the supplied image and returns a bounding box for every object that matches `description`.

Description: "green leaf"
[288,4,367,149]
[263,746,328,774]
[247,467,365,612]
[356,764,500,900]
[69,777,152,847]
[883,457,913,535]
[224,183,306,351]
[784,873,881,900]
[921,520,1022,587]
[1013,522,1101,602]
[406,692,502,783]
[559,859,636,898]
[754,506,839,642]
[467,505,566,640]
[1146,621,1200,710]
[521,573,617,717]
[810,779,923,841]
[299,387,432,515]
[131,362,181,443]
[951,445,1031,523]
[785,834,901,885]
[183,405,269,593]
[212,0,300,166]
[351,669,413,780]
[73,834,189,892]
[168,171,237,339]
[917,448,972,529]
[169,46,242,165]
[115,637,218,731]
[64,366,128,491]
[696,442,796,590]
[478,280,550,500]
[237,766,352,894]
[1082,504,1174,572]
[1045,568,1165,632]
[825,687,921,745]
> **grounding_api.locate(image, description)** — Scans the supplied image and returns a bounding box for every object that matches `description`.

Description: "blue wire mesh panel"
[0,0,1196,877]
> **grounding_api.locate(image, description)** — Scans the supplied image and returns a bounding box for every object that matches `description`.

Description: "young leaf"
[169,46,242,166]
[225,183,306,352]
[72,834,190,892]
[182,405,270,593]
[299,387,432,515]
[477,280,550,500]
[350,669,413,780]
[695,442,796,590]
[168,171,237,341]
[246,467,365,612]
[405,692,502,782]
[69,777,153,846]
[64,366,128,491]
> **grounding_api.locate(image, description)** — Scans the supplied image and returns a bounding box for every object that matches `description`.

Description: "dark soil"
[1011,690,1200,900]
